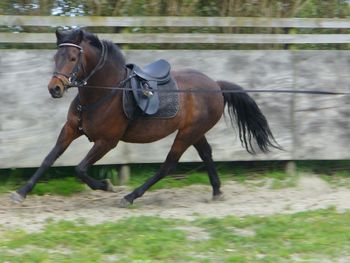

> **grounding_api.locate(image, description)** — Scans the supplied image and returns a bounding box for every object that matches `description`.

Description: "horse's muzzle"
[48,77,65,98]
[49,85,64,98]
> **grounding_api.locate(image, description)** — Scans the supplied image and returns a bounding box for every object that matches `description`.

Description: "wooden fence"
[1,15,350,44]
[0,16,349,168]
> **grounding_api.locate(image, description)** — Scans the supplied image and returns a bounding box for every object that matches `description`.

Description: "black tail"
[217,80,281,154]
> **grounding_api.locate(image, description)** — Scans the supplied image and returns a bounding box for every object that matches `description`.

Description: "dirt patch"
[1,175,350,232]
[174,226,210,241]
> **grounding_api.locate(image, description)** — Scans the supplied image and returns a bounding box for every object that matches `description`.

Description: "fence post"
[118,165,131,185]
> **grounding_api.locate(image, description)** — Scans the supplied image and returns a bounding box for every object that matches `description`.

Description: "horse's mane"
[57,29,126,67]
[85,31,126,66]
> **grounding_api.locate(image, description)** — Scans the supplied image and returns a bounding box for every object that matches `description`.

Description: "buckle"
[143,90,154,97]
[142,82,154,97]
[76,104,82,112]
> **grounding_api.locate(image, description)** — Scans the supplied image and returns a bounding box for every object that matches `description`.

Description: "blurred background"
[1,0,349,19]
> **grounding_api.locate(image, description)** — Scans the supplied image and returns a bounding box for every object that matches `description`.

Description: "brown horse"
[12,29,279,206]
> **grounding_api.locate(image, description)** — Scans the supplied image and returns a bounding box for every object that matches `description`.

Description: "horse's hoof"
[104,179,117,193]
[118,197,132,208]
[10,192,25,204]
[212,192,225,201]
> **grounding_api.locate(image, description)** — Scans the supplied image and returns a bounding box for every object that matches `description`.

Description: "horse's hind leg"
[120,134,192,207]
[74,140,118,192]
[193,136,223,200]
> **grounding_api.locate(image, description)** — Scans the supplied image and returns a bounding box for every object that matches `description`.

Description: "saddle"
[126,59,171,115]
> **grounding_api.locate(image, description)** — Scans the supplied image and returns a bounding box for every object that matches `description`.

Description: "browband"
[58,43,83,51]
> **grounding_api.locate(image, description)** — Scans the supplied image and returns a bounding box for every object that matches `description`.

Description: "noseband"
[53,41,108,89]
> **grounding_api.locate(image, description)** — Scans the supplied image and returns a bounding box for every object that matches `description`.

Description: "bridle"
[52,41,133,136]
[52,41,108,90]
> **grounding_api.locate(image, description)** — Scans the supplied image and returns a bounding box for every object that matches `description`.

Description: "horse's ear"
[55,28,62,41]
[75,28,84,44]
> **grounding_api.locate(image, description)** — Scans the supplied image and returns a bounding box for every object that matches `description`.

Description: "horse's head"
[48,28,86,98]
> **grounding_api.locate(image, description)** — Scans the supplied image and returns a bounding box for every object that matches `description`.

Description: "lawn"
[1,161,350,262]
[1,208,350,262]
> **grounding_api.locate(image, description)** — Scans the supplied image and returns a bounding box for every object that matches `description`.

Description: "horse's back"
[173,69,224,126]
[121,69,224,144]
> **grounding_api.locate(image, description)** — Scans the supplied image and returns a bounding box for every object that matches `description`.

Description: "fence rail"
[1,15,349,45]
[1,32,349,44]
[1,15,350,28]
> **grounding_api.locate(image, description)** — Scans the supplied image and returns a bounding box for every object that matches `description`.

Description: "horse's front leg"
[74,139,118,192]
[11,122,81,203]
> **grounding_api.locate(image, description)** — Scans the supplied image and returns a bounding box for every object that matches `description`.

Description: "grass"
[0,161,349,196]
[263,171,299,189]
[125,162,303,191]
[0,169,86,196]
[1,208,350,262]
[31,177,86,196]
[1,161,350,262]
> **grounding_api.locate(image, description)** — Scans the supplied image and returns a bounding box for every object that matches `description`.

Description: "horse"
[11,29,280,207]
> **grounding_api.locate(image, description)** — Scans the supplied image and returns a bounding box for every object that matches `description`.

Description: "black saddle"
[133,59,171,81]
[126,59,171,115]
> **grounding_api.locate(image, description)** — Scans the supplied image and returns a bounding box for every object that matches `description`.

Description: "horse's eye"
[70,57,77,62]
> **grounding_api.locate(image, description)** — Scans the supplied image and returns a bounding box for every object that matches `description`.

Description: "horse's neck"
[78,62,125,106]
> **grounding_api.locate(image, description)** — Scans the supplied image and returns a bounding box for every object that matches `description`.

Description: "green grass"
[1,208,350,262]
[124,162,301,191]
[127,170,211,191]
[31,177,86,196]
[296,160,350,175]
[264,171,299,189]
[1,161,349,196]
[0,169,86,196]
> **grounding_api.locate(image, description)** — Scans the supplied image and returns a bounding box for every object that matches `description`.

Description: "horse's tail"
[217,80,281,154]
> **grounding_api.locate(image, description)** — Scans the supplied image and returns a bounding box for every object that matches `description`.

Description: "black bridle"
[52,41,108,89]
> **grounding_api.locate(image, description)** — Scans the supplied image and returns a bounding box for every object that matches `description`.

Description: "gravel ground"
[1,175,350,232]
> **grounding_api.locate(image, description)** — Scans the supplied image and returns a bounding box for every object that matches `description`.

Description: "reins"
[79,41,108,86]
[54,42,349,96]
[54,41,350,95]
[71,83,350,96]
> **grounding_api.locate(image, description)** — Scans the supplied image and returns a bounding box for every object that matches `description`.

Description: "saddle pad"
[123,76,180,120]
